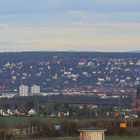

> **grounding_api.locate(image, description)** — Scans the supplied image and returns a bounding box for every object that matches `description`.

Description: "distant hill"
[0,51,140,61]
[0,51,140,92]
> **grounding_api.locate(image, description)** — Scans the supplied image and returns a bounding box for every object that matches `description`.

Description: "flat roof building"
[79,127,106,140]
[19,85,28,96]
[31,85,40,95]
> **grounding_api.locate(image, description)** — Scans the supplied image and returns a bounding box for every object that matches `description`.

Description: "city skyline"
[0,0,140,52]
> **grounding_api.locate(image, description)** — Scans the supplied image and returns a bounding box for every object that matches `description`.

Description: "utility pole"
[119,95,122,120]
[34,93,39,138]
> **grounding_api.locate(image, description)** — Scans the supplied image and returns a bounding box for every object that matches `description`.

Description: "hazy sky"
[0,0,140,52]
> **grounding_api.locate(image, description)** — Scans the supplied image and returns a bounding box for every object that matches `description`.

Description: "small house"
[79,127,106,140]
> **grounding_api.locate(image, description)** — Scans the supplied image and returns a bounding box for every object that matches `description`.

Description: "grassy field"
[106,136,140,140]
[56,136,140,140]
[0,116,115,125]
[0,116,64,125]
[0,116,97,125]
[36,136,140,140]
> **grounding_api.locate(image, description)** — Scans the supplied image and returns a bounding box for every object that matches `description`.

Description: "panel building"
[19,85,29,96]
[31,85,40,95]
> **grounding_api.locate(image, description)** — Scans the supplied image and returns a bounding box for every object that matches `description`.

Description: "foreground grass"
[106,136,140,140]
[52,136,140,140]
[1,117,140,140]
[46,136,140,140]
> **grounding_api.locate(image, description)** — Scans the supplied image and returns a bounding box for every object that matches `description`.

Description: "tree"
[13,104,18,110]
[5,104,10,111]
[42,101,55,115]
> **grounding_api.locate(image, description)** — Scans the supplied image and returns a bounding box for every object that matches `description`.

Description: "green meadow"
[46,136,140,140]
[106,136,140,140]
[0,116,64,125]
[58,136,140,140]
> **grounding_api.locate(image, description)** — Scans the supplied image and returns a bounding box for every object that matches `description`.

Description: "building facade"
[79,127,106,140]
[31,85,40,95]
[19,85,29,96]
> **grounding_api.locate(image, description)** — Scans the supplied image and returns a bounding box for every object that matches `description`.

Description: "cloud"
[68,10,88,17]
[1,37,140,52]
[0,1,140,52]
[0,22,139,44]
[0,0,140,15]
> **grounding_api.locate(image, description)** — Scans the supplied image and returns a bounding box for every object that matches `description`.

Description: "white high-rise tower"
[19,85,29,96]
[31,85,40,95]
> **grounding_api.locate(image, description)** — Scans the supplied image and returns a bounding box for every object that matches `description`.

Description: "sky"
[0,0,140,52]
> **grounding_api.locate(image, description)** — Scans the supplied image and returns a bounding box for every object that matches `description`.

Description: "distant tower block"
[79,127,106,140]
[19,85,29,96]
[31,85,40,95]
[137,85,140,99]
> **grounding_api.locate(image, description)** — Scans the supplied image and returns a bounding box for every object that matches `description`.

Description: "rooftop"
[79,127,107,132]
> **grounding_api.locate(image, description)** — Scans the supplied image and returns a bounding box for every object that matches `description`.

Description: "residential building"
[19,85,28,96]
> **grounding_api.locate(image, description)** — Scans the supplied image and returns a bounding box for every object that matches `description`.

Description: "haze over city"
[0,0,140,52]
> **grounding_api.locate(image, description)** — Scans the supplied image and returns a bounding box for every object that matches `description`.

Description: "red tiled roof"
[132,99,140,105]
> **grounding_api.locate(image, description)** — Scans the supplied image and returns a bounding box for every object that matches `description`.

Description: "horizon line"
[0,50,140,53]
